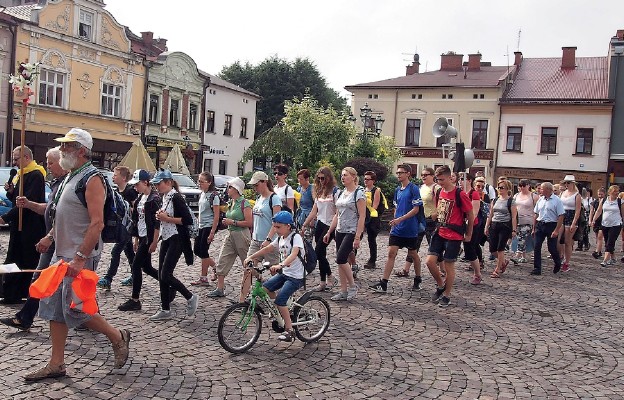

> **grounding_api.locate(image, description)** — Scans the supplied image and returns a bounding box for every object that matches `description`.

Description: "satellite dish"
[464,149,475,168]
[432,117,457,139]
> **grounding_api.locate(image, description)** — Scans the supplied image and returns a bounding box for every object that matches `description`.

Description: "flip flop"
[501,259,509,273]
[490,271,501,278]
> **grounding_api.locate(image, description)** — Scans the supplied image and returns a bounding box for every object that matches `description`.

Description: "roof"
[345,66,512,90]
[3,4,38,21]
[199,69,261,99]
[502,57,609,103]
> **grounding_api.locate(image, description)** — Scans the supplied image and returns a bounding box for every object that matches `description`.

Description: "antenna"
[517,28,522,51]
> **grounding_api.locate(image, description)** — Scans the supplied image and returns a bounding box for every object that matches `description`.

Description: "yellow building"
[5,0,145,167]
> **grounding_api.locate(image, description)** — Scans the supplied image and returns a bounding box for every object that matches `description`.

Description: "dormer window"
[79,10,94,41]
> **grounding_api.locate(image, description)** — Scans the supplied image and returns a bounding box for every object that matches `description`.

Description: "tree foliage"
[219,56,348,136]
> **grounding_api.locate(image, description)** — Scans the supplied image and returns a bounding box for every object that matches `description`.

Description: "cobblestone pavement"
[1,229,624,399]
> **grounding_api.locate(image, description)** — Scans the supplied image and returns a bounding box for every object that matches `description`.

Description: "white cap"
[54,128,93,150]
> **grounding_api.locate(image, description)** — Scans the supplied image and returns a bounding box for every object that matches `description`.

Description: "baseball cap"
[150,169,173,184]
[248,171,269,185]
[129,169,151,184]
[272,210,294,225]
[54,128,94,150]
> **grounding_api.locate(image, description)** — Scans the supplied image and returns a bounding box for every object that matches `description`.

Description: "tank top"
[53,163,103,259]
[315,195,336,226]
[514,192,536,226]
[561,192,578,211]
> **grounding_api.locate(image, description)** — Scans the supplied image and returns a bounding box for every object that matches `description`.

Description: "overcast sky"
[105,0,621,99]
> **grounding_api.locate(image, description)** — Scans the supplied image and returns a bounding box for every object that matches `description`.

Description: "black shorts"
[427,231,462,262]
[489,221,512,252]
[335,232,355,265]
[193,227,213,258]
[388,235,418,250]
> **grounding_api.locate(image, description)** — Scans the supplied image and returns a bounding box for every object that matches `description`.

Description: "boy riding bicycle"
[244,211,305,342]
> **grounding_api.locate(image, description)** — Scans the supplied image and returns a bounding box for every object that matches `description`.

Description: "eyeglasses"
[421,173,431,177]
[274,172,284,176]
[396,171,407,175]
[316,176,325,180]
[363,178,373,181]
[518,183,527,187]
[59,142,81,150]
[475,185,484,189]
[198,180,209,184]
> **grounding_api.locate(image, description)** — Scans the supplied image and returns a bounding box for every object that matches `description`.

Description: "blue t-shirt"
[391,182,423,238]
[198,191,220,229]
[252,193,282,241]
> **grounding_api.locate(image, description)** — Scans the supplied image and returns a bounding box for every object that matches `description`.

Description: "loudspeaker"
[452,142,466,173]
[464,149,474,168]
[432,117,457,139]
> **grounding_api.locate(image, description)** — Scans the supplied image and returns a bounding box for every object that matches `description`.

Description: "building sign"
[497,167,604,185]
[145,135,158,146]
[157,139,200,150]
[401,147,494,160]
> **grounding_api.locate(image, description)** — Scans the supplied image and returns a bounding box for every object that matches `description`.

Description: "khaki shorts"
[247,239,280,266]
[216,229,251,276]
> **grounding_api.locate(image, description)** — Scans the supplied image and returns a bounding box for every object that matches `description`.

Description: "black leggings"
[366,217,381,263]
[159,236,192,310]
[314,221,335,282]
[131,237,159,299]
[602,225,621,254]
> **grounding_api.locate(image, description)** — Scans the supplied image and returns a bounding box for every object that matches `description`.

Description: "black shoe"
[369,280,387,293]
[0,317,31,331]
[530,269,541,276]
[553,264,561,274]
[592,251,602,259]
[431,286,445,303]
[438,296,451,307]
[117,299,142,311]
[575,247,583,252]
[363,261,376,270]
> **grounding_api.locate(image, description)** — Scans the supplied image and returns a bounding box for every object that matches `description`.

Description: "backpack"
[393,182,425,235]
[169,193,199,239]
[209,191,227,231]
[75,169,132,244]
[290,232,317,275]
[437,187,468,235]
[470,189,489,224]
[371,186,388,215]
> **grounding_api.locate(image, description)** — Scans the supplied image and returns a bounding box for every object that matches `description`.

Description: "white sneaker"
[149,309,172,321]
[187,294,199,317]
[330,292,348,301]
[346,285,358,300]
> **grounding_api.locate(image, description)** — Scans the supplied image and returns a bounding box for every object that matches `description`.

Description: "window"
[78,10,94,41]
[38,69,65,107]
[480,94,485,99]
[189,103,198,130]
[224,114,232,136]
[418,94,422,99]
[576,128,593,154]
[240,117,248,138]
[473,94,478,99]
[169,99,179,127]
[411,94,423,99]
[506,126,522,151]
[237,163,245,176]
[206,110,215,133]
[442,94,446,99]
[204,158,213,172]
[471,120,488,150]
[540,127,558,154]
[219,160,227,175]
[405,119,421,146]
[148,94,159,123]
[101,84,121,117]
[448,94,453,99]
[436,118,453,147]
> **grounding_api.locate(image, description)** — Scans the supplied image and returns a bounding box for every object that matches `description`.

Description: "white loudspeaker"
[432,117,457,139]
[464,149,474,168]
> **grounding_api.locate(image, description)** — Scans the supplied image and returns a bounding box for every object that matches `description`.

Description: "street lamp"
[351,102,384,139]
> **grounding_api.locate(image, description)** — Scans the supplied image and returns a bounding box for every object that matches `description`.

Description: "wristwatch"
[46,233,54,242]
[265,237,272,242]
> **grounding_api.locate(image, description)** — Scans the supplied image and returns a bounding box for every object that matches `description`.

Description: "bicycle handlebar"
[246,260,272,274]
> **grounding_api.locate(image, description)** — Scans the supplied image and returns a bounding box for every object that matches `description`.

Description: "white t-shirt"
[274,184,295,206]
[601,198,623,228]
[137,195,148,237]
[271,232,305,279]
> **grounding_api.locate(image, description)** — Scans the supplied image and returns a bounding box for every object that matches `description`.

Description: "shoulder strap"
[618,198,622,211]
[269,192,277,215]
[507,196,513,214]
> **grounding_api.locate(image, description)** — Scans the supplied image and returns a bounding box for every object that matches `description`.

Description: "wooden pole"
[18,98,26,231]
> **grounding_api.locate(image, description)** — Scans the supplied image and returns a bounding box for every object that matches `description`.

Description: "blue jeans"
[533,221,561,272]
[104,237,135,281]
[263,273,303,306]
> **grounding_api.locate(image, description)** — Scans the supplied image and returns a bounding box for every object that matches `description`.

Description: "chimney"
[440,52,463,71]
[561,46,577,69]
[514,51,523,66]
[406,53,420,75]
[141,31,154,44]
[467,53,481,71]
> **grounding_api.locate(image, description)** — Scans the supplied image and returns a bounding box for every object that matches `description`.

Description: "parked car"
[171,172,201,213]
[0,166,51,201]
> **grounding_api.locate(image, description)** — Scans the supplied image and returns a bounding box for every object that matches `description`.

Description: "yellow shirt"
[420,183,439,218]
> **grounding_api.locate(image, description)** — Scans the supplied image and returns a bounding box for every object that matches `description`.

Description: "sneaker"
[369,280,387,293]
[120,276,133,286]
[609,259,617,265]
[431,286,445,303]
[207,288,225,298]
[438,296,451,307]
[592,251,602,259]
[312,283,327,292]
[363,261,376,270]
[510,258,519,265]
[600,261,607,267]
[187,294,199,317]
[190,278,210,287]
[24,363,66,382]
[278,329,295,342]
[112,329,131,369]
[330,292,348,301]
[351,264,360,277]
[530,269,542,275]
[517,257,527,263]
[149,309,173,321]
[470,276,482,285]
[561,263,570,273]
[97,277,111,291]
[117,299,142,311]
[347,285,358,300]
[412,278,423,291]
[553,264,561,274]
[0,317,31,331]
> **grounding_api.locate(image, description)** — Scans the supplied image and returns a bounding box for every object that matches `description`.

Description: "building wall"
[350,86,503,180]
[0,22,14,166]
[10,0,146,167]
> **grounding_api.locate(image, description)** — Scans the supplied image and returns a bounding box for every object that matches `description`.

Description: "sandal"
[501,259,509,273]
[394,269,410,278]
[490,270,501,278]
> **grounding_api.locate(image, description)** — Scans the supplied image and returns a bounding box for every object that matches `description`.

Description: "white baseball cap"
[54,128,93,150]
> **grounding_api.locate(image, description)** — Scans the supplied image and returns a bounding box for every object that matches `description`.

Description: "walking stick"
[18,98,26,231]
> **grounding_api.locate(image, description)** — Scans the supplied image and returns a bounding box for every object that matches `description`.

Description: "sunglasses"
[497,186,507,190]
[421,173,431,177]
[363,178,373,181]
[274,172,284,176]
[518,183,527,187]
[475,185,484,188]
[316,176,325,180]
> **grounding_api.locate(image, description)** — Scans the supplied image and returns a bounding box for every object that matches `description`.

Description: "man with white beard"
[24,128,130,381]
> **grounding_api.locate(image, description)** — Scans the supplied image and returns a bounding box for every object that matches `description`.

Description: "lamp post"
[350,102,384,140]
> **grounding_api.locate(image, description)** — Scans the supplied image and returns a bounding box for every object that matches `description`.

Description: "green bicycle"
[217,262,331,354]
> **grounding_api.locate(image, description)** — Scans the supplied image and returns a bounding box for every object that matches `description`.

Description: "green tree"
[242,96,355,171]
[219,56,348,136]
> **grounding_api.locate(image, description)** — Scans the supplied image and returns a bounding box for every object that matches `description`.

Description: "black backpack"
[290,232,317,274]
[280,185,297,216]
[209,191,227,231]
[75,169,132,244]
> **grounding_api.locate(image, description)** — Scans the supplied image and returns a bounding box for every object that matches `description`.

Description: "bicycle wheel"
[218,302,262,354]
[292,295,330,343]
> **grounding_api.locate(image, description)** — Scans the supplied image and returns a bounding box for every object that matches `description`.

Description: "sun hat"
[227,177,245,195]
[563,174,576,183]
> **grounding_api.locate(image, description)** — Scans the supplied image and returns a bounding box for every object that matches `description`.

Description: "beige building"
[345,52,513,180]
[4,0,146,167]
